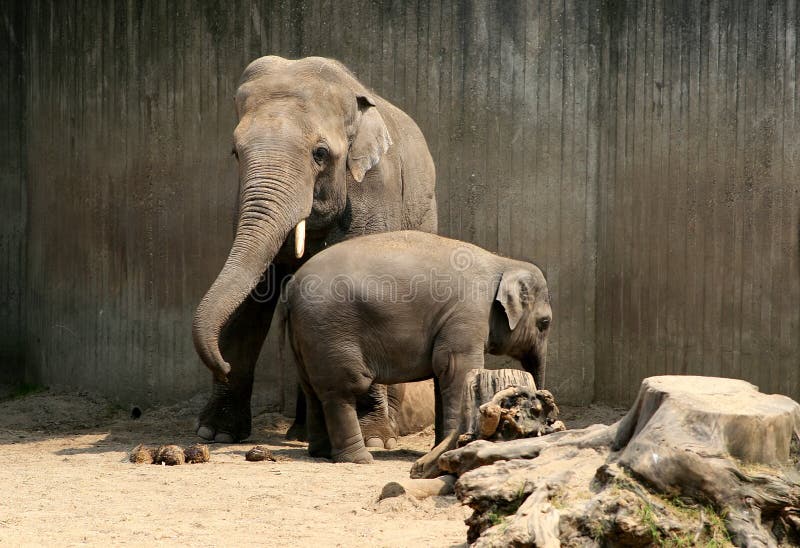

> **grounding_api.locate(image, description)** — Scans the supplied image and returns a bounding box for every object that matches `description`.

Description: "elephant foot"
[365,436,397,449]
[333,446,374,464]
[285,420,308,442]
[196,385,252,443]
[359,415,398,450]
[410,452,441,478]
[410,431,458,479]
[355,383,400,450]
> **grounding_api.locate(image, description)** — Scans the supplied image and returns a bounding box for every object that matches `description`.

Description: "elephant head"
[193,56,392,381]
[488,267,552,389]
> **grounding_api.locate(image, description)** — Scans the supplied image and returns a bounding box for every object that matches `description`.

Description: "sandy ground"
[0,387,626,547]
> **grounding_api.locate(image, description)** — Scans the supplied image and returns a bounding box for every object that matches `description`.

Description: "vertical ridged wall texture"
[0,1,26,384]
[595,0,800,402]
[4,0,799,406]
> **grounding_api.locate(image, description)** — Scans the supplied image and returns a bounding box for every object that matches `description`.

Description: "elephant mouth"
[275,218,329,264]
[273,193,348,265]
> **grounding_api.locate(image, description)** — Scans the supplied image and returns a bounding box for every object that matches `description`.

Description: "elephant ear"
[347,95,392,183]
[496,269,533,331]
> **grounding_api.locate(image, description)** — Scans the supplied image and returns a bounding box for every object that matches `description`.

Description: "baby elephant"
[285,231,552,464]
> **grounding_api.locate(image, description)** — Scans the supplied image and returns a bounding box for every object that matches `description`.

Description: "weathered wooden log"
[456,444,608,545]
[411,368,562,478]
[378,475,457,500]
[439,423,613,476]
[452,375,800,547]
[468,479,564,548]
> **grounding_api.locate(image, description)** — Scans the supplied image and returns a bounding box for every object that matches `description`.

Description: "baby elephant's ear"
[496,269,533,331]
[348,95,392,183]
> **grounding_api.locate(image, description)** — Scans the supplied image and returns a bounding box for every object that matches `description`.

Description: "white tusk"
[294,219,306,258]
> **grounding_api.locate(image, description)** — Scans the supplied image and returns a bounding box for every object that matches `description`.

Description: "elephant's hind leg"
[300,380,331,459]
[358,383,400,450]
[323,397,373,464]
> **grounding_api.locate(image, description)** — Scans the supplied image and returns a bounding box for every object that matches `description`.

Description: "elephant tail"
[276,277,300,368]
[275,286,291,366]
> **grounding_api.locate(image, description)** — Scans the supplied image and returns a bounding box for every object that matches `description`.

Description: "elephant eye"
[312,146,329,165]
[231,147,239,161]
[537,317,551,331]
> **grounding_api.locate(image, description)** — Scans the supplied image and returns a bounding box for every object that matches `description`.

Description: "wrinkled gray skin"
[285,231,552,463]
[192,56,437,444]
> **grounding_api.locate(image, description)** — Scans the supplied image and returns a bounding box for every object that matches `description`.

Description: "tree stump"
[410,368,563,479]
[445,376,800,547]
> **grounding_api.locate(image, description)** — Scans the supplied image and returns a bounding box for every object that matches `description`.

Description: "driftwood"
[379,475,457,500]
[410,369,562,479]
[447,376,800,547]
[440,423,613,476]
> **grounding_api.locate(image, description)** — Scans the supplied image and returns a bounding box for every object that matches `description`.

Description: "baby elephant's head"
[488,266,552,389]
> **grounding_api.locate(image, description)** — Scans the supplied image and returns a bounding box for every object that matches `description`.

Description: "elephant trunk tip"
[192,313,232,383]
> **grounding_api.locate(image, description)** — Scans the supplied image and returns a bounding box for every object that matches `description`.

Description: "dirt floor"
[0,386,626,546]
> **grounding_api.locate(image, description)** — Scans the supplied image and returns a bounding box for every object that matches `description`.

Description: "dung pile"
[129,443,210,465]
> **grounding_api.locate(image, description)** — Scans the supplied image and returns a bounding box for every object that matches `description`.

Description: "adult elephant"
[192,56,437,444]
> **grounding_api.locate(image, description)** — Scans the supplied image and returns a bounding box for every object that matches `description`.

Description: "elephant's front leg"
[323,397,373,464]
[196,263,292,443]
[356,383,403,450]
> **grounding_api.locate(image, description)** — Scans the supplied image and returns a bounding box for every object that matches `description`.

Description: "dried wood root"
[448,375,800,546]
[472,385,564,444]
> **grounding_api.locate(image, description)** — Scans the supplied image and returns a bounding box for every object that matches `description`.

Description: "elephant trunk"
[193,167,311,381]
[523,348,547,390]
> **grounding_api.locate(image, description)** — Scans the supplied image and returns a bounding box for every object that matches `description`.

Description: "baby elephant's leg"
[411,348,484,477]
[303,388,331,459]
[438,352,484,434]
[322,397,373,464]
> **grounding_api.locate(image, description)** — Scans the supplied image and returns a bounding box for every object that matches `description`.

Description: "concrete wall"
[22,1,242,403]
[0,1,26,384]
[595,0,800,402]
[5,0,799,407]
